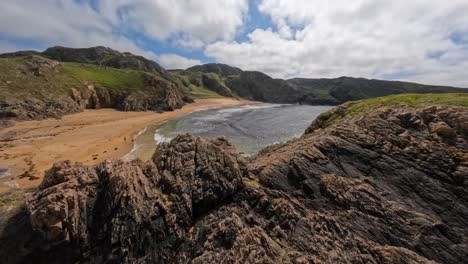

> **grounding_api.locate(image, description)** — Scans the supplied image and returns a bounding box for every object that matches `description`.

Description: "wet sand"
[0,98,257,193]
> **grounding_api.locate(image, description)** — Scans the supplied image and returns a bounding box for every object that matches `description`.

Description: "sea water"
[153,104,332,155]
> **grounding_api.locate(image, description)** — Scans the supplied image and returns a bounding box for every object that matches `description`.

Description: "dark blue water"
[154,104,332,155]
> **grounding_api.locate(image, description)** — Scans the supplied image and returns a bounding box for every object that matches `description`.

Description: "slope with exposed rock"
[0,94,466,263]
[0,47,191,122]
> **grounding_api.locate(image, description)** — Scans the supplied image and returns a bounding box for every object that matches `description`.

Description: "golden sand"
[0,98,257,192]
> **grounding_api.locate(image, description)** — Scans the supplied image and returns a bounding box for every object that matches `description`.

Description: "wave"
[122,126,149,161]
[154,129,173,143]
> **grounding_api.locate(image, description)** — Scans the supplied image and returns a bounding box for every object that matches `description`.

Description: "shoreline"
[0,98,258,193]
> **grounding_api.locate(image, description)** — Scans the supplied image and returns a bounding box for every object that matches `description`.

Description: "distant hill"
[184,63,467,105]
[187,63,242,77]
[42,46,166,75]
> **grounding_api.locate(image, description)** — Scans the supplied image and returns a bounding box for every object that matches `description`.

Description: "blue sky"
[1,0,468,87]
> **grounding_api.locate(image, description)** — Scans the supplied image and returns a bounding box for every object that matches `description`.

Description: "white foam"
[154,129,173,143]
[122,126,148,161]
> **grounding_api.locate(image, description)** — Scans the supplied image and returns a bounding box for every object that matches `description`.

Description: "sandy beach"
[0,98,256,192]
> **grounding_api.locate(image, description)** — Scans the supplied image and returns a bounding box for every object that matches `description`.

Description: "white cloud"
[97,0,249,48]
[206,0,468,87]
[0,0,247,65]
[0,0,156,59]
[157,54,201,69]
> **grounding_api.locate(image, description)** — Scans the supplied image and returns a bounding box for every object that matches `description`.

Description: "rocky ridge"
[0,102,466,263]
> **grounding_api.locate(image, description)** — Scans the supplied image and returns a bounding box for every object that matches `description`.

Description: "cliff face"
[0,53,190,122]
[0,103,466,263]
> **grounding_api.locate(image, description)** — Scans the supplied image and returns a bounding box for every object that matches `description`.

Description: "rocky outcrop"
[0,135,245,263]
[0,97,82,120]
[251,105,468,263]
[42,46,166,74]
[1,106,467,263]
[0,54,191,121]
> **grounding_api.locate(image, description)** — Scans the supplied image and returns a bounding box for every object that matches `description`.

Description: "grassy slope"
[62,63,144,90]
[0,57,146,100]
[313,93,468,129]
[169,70,225,99]
[346,93,468,114]
[186,64,467,104]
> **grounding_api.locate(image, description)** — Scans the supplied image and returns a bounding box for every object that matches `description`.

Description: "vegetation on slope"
[186,63,467,105]
[42,46,166,74]
[306,93,468,132]
[169,69,227,99]
[0,53,189,120]
[63,63,145,91]
[0,56,146,100]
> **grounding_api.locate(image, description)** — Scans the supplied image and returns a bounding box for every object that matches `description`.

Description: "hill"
[42,46,166,74]
[0,48,193,121]
[185,63,467,104]
[1,94,466,263]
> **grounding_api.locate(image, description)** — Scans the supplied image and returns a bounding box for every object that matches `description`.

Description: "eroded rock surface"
[0,106,467,264]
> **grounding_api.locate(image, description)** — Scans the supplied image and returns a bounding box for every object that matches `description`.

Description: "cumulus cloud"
[0,0,247,65]
[98,0,248,48]
[206,0,468,86]
[0,0,155,58]
[157,54,202,69]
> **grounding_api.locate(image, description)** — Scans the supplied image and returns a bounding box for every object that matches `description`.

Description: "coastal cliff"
[0,48,191,122]
[1,95,466,263]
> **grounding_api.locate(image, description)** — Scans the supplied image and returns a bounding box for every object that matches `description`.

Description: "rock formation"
[0,52,191,121]
[0,105,467,263]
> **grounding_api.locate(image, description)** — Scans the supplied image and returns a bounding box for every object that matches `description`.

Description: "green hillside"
[306,93,468,131]
[184,63,467,105]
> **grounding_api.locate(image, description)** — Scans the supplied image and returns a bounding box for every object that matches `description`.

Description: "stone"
[0,105,467,264]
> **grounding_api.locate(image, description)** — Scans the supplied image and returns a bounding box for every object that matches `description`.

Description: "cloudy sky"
[1,0,468,86]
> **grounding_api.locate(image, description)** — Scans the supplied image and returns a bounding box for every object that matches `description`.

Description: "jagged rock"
[251,105,468,263]
[153,135,243,217]
[0,97,83,120]
[0,135,245,263]
[0,106,467,263]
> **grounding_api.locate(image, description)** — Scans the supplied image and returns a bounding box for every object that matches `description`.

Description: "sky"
[1,0,468,87]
